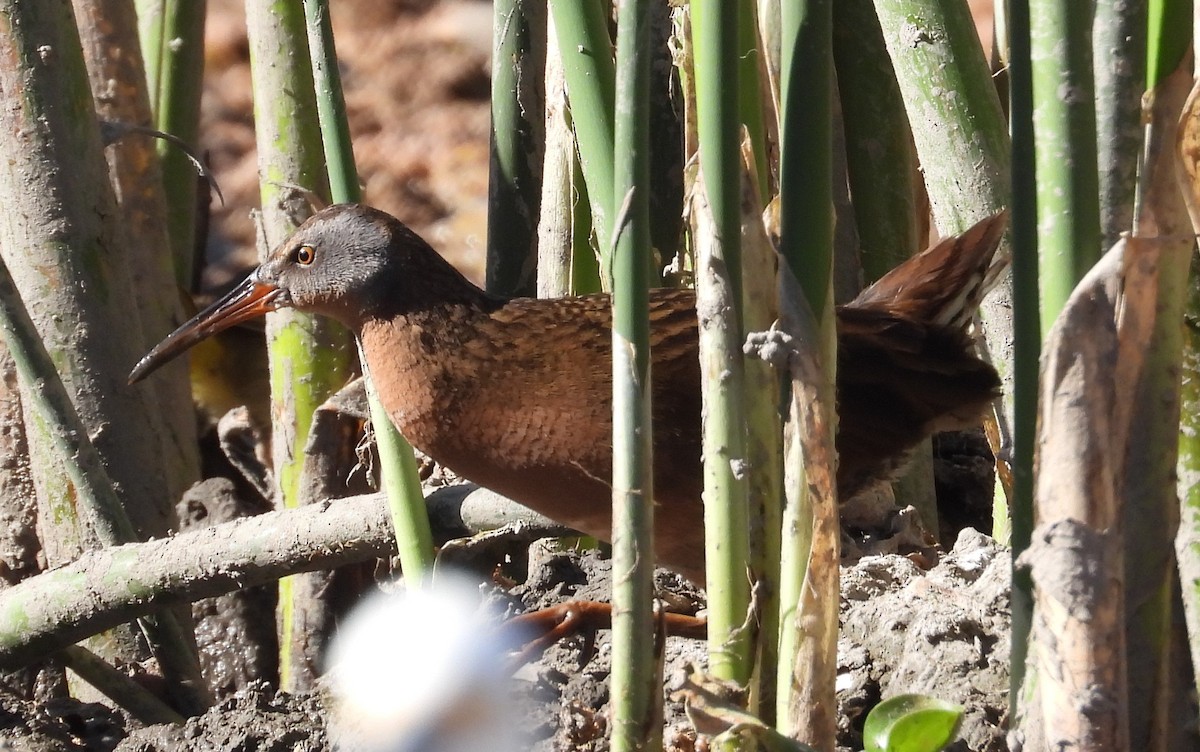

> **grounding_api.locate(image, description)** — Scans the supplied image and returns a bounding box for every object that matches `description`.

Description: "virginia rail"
[130,204,1004,583]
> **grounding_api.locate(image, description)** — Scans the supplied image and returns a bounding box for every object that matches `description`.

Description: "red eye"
[296,245,316,266]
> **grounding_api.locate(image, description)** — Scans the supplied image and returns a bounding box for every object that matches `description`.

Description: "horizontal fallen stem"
[0,485,565,669]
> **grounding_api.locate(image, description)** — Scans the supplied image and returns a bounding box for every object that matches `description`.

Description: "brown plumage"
[130,204,1005,584]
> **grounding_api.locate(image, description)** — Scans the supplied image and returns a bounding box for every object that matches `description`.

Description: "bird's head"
[128,203,480,385]
[254,203,433,322]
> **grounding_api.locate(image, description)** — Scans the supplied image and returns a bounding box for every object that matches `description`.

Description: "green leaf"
[863,694,964,752]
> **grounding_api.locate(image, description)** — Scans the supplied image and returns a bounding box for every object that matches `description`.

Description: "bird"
[130,204,1005,584]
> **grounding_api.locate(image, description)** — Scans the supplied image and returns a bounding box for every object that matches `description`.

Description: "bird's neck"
[349,243,511,442]
[355,299,496,443]
[358,252,503,324]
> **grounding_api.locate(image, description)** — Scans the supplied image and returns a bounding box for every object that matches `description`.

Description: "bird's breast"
[357,310,613,475]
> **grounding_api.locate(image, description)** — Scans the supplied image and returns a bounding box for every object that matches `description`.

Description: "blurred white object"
[323,573,524,752]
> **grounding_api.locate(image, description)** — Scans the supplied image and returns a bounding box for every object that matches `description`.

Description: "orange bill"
[128,277,282,384]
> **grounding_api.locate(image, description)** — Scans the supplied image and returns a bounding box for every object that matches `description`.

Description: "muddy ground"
[0,519,1009,752]
[0,1,1015,751]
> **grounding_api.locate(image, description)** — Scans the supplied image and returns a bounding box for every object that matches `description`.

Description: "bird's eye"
[295,245,316,266]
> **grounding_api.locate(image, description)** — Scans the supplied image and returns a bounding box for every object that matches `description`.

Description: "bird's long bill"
[127,276,282,384]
